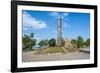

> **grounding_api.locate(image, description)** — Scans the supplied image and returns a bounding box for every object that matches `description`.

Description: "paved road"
[22,51,90,62]
[33,49,43,55]
[80,48,90,53]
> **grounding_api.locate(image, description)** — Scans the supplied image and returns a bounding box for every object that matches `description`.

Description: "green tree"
[29,39,36,50]
[38,40,48,48]
[29,33,36,50]
[43,40,48,47]
[71,39,77,48]
[22,33,36,51]
[77,36,84,48]
[30,33,34,38]
[48,38,56,47]
[22,35,30,50]
[84,38,90,47]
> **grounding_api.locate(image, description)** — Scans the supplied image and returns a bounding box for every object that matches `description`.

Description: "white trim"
[17,5,94,68]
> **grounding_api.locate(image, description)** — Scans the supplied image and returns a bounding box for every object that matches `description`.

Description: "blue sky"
[22,10,90,42]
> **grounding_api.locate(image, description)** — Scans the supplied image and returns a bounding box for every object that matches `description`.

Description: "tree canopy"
[22,33,36,51]
[77,36,84,48]
[84,38,90,47]
[38,40,48,48]
[48,38,56,47]
[71,39,77,48]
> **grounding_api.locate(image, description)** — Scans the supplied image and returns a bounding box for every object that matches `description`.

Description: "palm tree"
[29,33,35,50]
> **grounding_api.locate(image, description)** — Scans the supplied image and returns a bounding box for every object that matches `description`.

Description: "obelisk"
[56,16,62,47]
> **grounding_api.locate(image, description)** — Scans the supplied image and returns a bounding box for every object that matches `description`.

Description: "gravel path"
[22,51,90,62]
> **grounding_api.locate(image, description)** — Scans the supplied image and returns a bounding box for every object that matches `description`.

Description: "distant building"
[63,38,73,48]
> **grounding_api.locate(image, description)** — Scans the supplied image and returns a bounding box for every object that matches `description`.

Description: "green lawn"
[42,47,66,54]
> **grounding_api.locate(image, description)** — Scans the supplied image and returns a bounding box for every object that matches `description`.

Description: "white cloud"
[49,12,59,16]
[23,27,28,30]
[63,22,70,28]
[50,12,70,29]
[62,13,69,19]
[23,11,47,30]
[63,13,69,17]
[49,12,69,18]
[53,30,57,34]
[49,12,69,27]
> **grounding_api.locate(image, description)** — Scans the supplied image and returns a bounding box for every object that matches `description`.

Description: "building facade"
[63,38,73,48]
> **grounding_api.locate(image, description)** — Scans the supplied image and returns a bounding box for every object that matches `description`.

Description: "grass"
[23,48,37,52]
[42,47,66,54]
[23,47,80,55]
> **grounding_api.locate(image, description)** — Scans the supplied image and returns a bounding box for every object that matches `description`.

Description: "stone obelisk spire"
[56,15,62,47]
